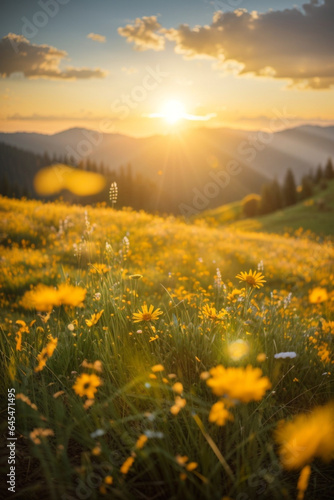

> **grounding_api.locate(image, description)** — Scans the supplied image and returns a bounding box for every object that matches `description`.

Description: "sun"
[161,99,186,124]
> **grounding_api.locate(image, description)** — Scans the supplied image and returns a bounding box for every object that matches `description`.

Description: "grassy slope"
[1,196,333,300]
[195,200,243,225]
[0,196,334,500]
[198,180,334,237]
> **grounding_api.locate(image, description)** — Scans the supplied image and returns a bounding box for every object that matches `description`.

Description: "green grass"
[232,181,334,236]
[198,180,334,237]
[0,196,334,500]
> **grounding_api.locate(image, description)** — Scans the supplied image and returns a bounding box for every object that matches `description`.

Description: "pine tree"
[283,169,297,206]
[271,179,283,210]
[0,175,10,197]
[42,151,51,166]
[259,179,283,215]
[324,158,334,180]
[260,183,274,214]
[125,163,134,205]
[314,164,323,184]
[300,176,313,200]
[99,161,106,175]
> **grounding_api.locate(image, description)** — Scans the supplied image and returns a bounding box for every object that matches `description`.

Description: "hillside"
[0,138,268,213]
[1,196,334,500]
[232,180,334,236]
[1,124,334,183]
[198,180,334,237]
[1,126,334,184]
[1,124,334,214]
[0,195,333,297]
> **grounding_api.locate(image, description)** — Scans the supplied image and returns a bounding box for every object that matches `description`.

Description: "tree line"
[0,142,168,212]
[1,141,333,216]
[242,158,334,218]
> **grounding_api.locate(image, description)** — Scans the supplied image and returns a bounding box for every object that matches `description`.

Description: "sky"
[0,0,333,136]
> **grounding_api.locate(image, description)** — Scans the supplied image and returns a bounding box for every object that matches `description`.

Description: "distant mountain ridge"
[0,124,333,183]
[0,124,333,213]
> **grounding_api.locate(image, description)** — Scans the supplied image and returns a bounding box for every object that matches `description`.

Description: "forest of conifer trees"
[0,140,333,217]
[242,158,334,218]
[0,142,168,212]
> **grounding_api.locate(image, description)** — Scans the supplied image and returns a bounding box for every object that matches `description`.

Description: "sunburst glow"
[147,100,216,124]
[161,100,186,124]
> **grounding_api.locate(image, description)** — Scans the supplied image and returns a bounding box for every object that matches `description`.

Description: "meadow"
[1,195,334,500]
[198,180,334,238]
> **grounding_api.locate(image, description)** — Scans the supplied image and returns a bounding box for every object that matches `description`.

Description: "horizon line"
[0,120,334,139]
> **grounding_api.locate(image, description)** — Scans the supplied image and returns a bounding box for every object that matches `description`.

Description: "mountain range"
[0,124,333,213]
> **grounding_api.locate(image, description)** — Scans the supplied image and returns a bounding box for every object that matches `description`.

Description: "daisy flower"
[235,270,266,289]
[132,304,163,323]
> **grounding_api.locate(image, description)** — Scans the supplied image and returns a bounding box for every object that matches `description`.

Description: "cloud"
[166,1,334,89]
[87,33,106,43]
[118,2,334,89]
[118,15,165,51]
[0,33,108,80]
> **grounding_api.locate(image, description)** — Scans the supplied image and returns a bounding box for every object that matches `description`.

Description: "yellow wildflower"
[309,287,328,304]
[170,396,186,415]
[57,284,86,307]
[186,462,198,471]
[227,288,244,302]
[120,456,135,474]
[172,382,183,394]
[135,434,148,450]
[22,285,61,312]
[81,359,103,372]
[322,320,334,335]
[35,335,58,372]
[200,304,226,321]
[35,348,49,373]
[207,365,271,403]
[175,455,188,466]
[132,304,163,323]
[297,465,311,500]
[208,401,234,426]
[73,373,102,399]
[30,428,54,445]
[22,284,86,311]
[85,310,104,327]
[89,263,110,274]
[45,335,58,357]
[151,364,164,372]
[16,393,37,411]
[235,270,266,289]
[16,319,29,350]
[15,330,22,351]
[274,402,334,469]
